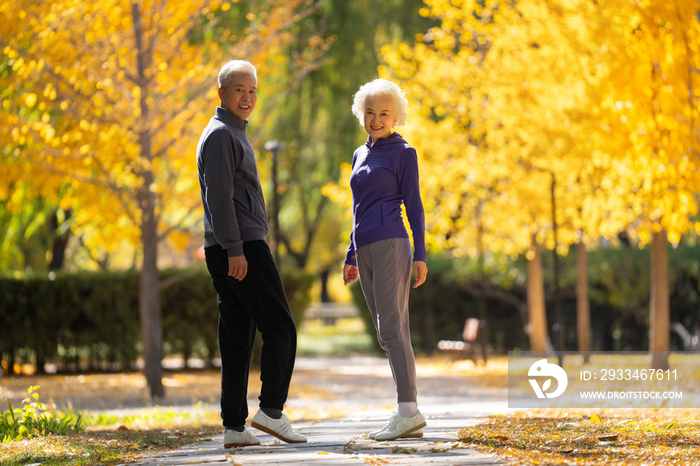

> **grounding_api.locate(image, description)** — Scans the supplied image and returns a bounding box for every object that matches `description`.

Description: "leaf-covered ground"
[4,352,698,465]
[0,318,378,465]
[0,391,354,465]
[0,425,222,465]
[13,321,698,465]
[0,353,504,465]
[459,408,700,465]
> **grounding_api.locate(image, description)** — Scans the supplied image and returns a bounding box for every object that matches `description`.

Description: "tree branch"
[300,196,329,267]
[279,231,305,266]
[159,269,201,291]
[77,235,109,270]
[459,282,527,314]
[156,202,201,242]
[26,149,139,227]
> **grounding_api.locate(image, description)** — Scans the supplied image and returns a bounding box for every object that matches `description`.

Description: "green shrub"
[0,267,315,372]
[0,386,84,442]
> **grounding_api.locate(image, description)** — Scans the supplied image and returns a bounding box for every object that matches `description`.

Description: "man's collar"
[216,106,248,129]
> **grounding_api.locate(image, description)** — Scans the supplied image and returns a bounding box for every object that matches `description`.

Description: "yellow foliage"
[377,0,700,256]
[0,0,316,262]
[167,231,191,252]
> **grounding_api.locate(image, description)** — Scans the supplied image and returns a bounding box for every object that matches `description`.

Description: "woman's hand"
[343,263,359,286]
[413,260,427,288]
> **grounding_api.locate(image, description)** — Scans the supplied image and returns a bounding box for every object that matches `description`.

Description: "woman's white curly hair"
[351,78,408,128]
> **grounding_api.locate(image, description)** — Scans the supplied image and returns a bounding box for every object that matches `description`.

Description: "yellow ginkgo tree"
[381,0,634,352]
[598,0,700,367]
[0,0,321,397]
[382,0,700,358]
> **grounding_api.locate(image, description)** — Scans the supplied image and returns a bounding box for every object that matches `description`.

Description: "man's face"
[218,73,257,120]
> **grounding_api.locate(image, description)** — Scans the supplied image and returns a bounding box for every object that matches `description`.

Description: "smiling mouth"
[370,125,383,131]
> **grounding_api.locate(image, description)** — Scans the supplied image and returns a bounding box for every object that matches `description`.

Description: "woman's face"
[363,95,395,143]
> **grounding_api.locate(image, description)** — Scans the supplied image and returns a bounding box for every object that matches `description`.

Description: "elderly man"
[197,60,306,448]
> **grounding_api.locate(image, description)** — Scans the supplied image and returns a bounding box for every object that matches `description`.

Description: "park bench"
[304,302,359,326]
[437,317,488,363]
[671,322,700,350]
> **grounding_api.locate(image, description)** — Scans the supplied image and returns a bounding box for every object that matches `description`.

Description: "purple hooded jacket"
[345,132,426,266]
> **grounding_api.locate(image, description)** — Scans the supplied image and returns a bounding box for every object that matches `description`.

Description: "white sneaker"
[373,411,427,441]
[251,410,307,444]
[369,427,423,439]
[223,427,261,448]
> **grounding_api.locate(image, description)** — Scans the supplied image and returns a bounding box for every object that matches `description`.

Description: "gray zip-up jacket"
[197,107,269,257]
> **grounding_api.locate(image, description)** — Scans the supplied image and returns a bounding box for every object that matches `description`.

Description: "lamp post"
[264,140,284,265]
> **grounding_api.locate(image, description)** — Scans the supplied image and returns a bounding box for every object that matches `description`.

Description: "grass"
[297,318,374,356]
[1,386,84,442]
[0,424,222,465]
[0,400,222,465]
[84,403,220,429]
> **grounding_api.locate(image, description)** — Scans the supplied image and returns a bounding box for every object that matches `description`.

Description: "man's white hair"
[218,60,257,88]
[351,78,408,128]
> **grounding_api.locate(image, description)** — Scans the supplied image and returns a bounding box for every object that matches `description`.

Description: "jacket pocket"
[246,187,264,216]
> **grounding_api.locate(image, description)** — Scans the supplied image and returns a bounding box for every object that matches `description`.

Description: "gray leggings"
[357,238,417,402]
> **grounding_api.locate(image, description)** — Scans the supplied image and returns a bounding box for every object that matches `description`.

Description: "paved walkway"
[126,356,513,465]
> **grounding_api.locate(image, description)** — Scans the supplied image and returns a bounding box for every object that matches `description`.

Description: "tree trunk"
[271,147,281,266]
[527,237,549,352]
[35,348,46,374]
[551,174,565,353]
[135,83,164,399]
[49,209,71,270]
[132,0,164,398]
[183,340,192,370]
[423,276,435,355]
[576,240,591,353]
[478,296,489,361]
[476,205,489,356]
[320,269,330,302]
[649,229,670,370]
[11,350,18,374]
[136,108,163,396]
[139,184,164,398]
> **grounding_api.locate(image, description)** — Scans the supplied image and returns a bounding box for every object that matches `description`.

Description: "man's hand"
[228,254,248,280]
[343,263,359,286]
[413,260,427,288]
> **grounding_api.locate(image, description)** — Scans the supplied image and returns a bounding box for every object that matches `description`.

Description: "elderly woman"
[342,78,428,441]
